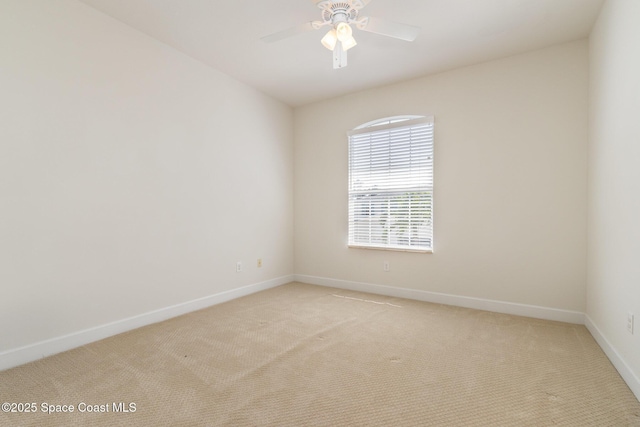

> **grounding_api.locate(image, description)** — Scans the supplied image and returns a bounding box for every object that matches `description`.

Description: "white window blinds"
[348,116,434,252]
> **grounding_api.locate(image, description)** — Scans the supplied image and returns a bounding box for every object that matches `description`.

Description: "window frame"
[347,115,434,253]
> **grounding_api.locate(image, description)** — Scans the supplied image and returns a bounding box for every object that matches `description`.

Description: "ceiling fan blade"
[359,16,420,42]
[261,22,317,43]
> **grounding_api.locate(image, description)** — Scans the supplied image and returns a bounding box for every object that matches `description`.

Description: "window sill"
[348,244,433,254]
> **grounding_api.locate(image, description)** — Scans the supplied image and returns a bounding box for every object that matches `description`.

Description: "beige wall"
[587,0,640,394]
[294,41,588,311]
[0,0,293,351]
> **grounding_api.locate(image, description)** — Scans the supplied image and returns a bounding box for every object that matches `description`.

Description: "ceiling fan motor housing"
[318,1,360,26]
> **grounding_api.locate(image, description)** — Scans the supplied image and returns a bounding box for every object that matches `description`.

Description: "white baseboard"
[294,274,585,324]
[0,275,293,372]
[585,315,640,402]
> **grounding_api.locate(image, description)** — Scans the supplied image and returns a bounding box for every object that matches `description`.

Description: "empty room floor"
[1,282,639,426]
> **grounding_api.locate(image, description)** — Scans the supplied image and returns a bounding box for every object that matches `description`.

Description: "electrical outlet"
[383,261,390,272]
[628,312,634,335]
[257,258,262,268]
[236,262,242,273]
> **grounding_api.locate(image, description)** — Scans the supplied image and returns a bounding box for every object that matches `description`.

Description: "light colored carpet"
[1,282,639,426]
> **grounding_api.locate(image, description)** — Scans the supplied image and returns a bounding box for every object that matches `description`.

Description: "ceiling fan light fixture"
[321,28,338,50]
[260,0,421,69]
[342,36,357,51]
[335,22,353,42]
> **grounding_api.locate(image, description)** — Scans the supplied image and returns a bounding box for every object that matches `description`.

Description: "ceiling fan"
[261,0,420,69]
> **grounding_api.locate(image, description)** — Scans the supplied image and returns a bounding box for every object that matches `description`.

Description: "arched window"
[348,115,434,252]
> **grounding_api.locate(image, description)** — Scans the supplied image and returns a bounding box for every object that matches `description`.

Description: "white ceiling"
[78,0,604,107]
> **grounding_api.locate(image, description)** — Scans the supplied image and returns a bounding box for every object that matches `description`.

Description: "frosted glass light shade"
[342,36,357,51]
[321,29,338,50]
[336,22,353,42]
